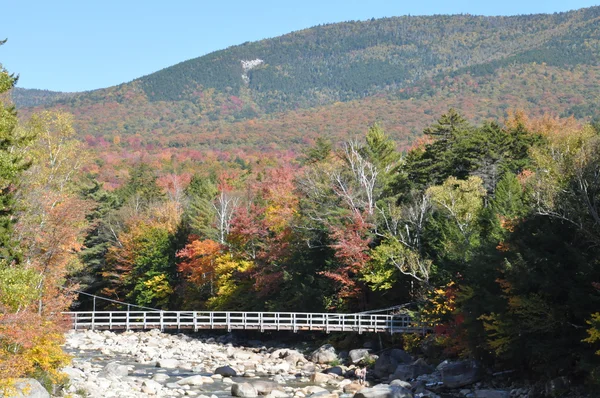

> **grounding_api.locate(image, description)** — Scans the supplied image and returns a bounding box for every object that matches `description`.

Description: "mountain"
[11,87,75,108]
[14,6,600,157]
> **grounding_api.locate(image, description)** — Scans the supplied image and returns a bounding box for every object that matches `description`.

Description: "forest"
[2,40,600,393]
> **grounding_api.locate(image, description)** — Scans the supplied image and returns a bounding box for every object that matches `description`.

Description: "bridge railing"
[63,311,425,334]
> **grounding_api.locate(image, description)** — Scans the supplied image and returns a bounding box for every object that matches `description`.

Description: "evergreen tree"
[0,43,35,261]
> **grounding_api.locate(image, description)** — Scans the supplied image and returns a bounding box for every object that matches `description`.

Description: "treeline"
[3,69,600,392]
[68,109,600,387]
[0,57,91,393]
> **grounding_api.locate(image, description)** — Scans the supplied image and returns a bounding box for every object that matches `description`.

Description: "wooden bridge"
[63,310,425,334]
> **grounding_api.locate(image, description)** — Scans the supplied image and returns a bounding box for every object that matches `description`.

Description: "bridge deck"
[63,311,425,334]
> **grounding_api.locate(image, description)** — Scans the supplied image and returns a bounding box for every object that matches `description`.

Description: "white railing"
[62,311,425,334]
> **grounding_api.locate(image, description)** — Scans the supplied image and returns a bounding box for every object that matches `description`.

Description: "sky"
[2,0,598,92]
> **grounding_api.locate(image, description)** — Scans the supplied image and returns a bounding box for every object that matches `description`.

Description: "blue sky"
[2,0,598,92]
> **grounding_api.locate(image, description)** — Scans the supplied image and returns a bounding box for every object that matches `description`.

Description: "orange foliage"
[177,239,223,285]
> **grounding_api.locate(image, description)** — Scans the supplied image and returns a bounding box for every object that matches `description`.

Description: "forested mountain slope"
[14,6,600,152]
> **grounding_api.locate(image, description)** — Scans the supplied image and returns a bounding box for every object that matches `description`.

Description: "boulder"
[373,350,412,378]
[215,365,238,377]
[271,349,307,365]
[310,372,334,384]
[349,349,372,364]
[438,360,482,389]
[252,380,281,395]
[324,366,344,376]
[232,382,259,398]
[474,390,510,398]
[99,361,129,377]
[353,385,413,398]
[2,379,49,398]
[311,344,338,364]
[389,359,434,381]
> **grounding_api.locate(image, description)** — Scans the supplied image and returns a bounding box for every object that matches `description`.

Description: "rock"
[232,382,259,398]
[473,390,509,398]
[252,380,280,395]
[349,349,372,364]
[177,375,206,386]
[373,350,412,378]
[438,360,482,389]
[353,385,413,398]
[389,380,412,389]
[325,366,345,376]
[3,379,49,398]
[272,349,307,365]
[311,344,338,364]
[152,373,170,382]
[343,382,364,393]
[99,361,129,377]
[389,359,434,381]
[223,377,235,384]
[303,386,329,395]
[311,372,334,384]
[61,366,85,380]
[266,391,290,398]
[142,379,163,394]
[309,393,338,398]
[215,365,238,377]
[157,358,180,369]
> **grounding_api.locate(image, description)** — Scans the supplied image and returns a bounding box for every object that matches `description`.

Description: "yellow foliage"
[583,312,600,355]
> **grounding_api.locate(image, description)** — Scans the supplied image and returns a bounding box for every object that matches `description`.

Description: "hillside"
[14,6,600,161]
[11,87,75,108]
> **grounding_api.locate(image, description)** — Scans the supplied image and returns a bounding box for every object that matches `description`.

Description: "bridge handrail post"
[143,312,147,329]
[194,312,198,332]
[227,312,231,332]
[126,305,131,331]
[160,311,164,331]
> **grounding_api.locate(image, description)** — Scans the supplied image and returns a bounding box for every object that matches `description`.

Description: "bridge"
[64,292,426,334]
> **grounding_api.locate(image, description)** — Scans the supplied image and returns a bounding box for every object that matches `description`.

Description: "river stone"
[389,380,412,389]
[177,375,205,386]
[354,385,413,398]
[343,382,363,393]
[324,366,345,376]
[311,344,338,364]
[232,382,259,398]
[303,386,328,395]
[2,378,49,398]
[153,373,170,382]
[99,361,129,377]
[215,365,237,377]
[266,391,290,398]
[142,379,163,394]
[474,390,510,398]
[438,360,482,389]
[311,372,334,384]
[252,380,280,395]
[157,358,180,369]
[349,349,372,364]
